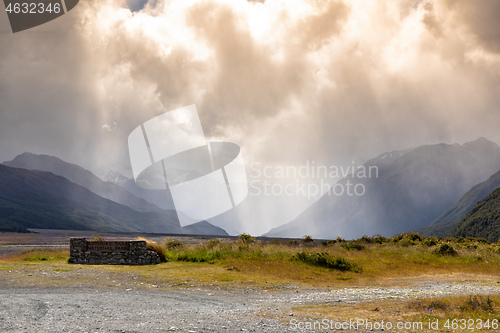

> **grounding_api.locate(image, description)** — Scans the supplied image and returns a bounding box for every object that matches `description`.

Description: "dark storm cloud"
[1,0,500,234]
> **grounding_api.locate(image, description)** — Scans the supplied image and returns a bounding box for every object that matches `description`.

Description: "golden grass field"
[1,233,499,332]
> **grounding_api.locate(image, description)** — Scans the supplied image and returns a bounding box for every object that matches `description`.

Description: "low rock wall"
[69,238,161,265]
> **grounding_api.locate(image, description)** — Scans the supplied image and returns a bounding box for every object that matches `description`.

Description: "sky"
[1,0,500,235]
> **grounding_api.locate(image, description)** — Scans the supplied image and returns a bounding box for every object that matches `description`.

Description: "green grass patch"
[21,249,68,262]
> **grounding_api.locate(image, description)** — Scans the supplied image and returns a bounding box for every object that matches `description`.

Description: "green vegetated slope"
[449,187,500,242]
[433,169,500,225]
[413,169,500,237]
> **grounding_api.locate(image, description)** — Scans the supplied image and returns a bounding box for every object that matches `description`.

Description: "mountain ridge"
[448,186,500,242]
[0,163,227,235]
[264,138,500,239]
[3,153,168,214]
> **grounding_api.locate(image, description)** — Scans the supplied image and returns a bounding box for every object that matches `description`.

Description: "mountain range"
[265,138,500,239]
[1,154,227,235]
[3,137,500,240]
[4,153,172,214]
[100,170,176,211]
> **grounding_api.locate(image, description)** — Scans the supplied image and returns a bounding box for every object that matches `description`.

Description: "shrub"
[89,234,105,242]
[400,239,415,247]
[460,296,494,313]
[327,239,337,246]
[474,238,490,244]
[341,242,365,251]
[301,235,314,243]
[433,244,458,257]
[390,234,405,243]
[404,232,424,242]
[205,238,222,249]
[239,234,255,245]
[166,239,183,250]
[288,239,299,246]
[423,237,438,246]
[359,235,387,244]
[291,251,362,272]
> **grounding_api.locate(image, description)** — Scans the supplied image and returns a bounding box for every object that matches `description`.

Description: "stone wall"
[69,238,161,265]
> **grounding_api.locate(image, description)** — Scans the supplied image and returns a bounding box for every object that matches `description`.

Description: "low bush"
[358,235,388,244]
[404,232,424,242]
[423,237,438,246]
[341,242,365,251]
[327,239,337,246]
[461,296,494,313]
[433,244,458,257]
[205,238,222,249]
[89,234,105,242]
[301,235,314,244]
[239,234,255,245]
[291,251,362,272]
[166,240,183,250]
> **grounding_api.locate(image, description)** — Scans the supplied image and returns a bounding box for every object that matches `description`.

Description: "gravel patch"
[287,281,500,304]
[0,245,69,258]
[0,281,499,332]
[0,288,294,333]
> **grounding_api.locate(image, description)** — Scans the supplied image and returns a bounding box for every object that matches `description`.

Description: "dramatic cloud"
[1,0,500,234]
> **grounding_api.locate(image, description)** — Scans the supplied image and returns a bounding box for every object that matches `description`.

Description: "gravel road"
[1,281,500,332]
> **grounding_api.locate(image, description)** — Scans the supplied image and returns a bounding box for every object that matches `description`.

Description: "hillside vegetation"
[449,187,500,242]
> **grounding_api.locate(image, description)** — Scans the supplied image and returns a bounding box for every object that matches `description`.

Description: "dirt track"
[0,287,292,332]
[1,280,500,332]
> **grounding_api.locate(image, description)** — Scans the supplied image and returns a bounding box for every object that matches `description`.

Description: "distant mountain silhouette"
[4,153,169,214]
[448,187,500,242]
[264,138,500,239]
[100,170,175,211]
[0,163,227,235]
